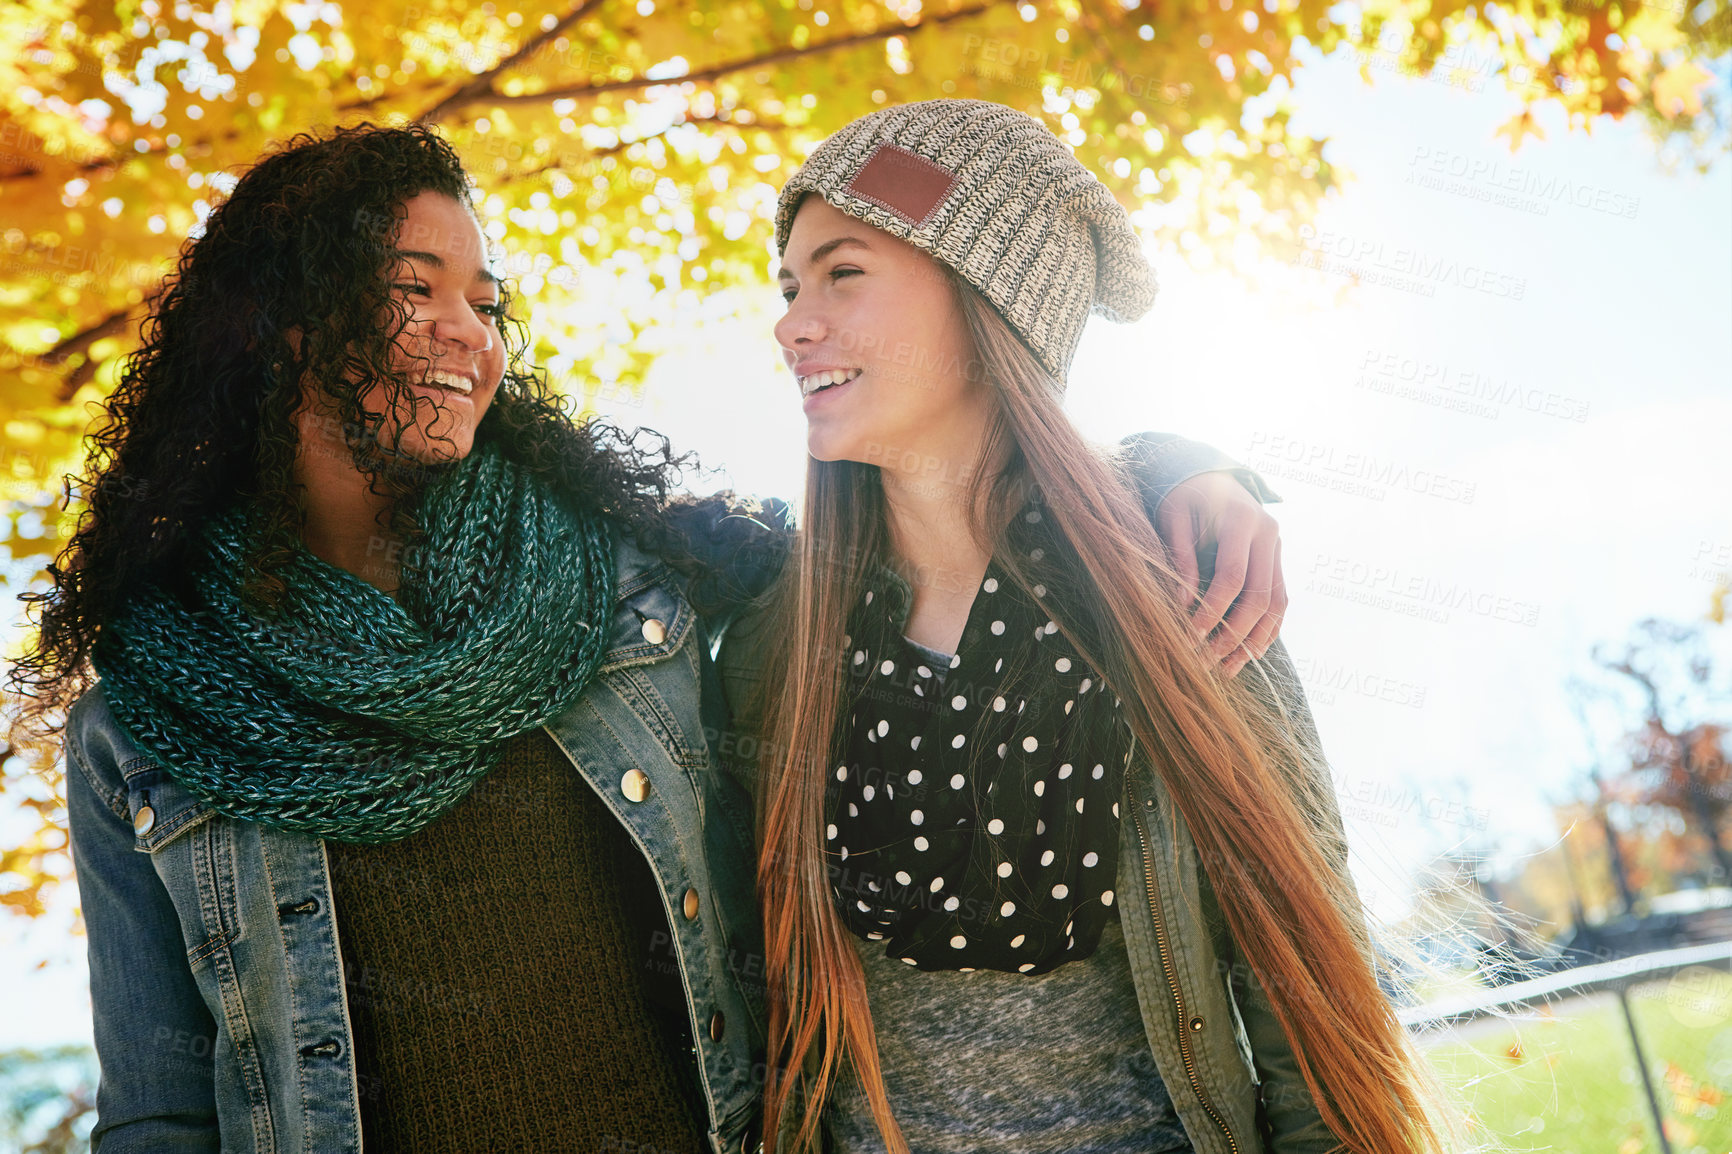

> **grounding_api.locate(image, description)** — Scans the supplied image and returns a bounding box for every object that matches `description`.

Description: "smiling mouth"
[798,367,863,398]
[416,368,476,397]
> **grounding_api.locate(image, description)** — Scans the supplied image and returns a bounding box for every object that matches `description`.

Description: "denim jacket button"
[641,618,667,645]
[133,805,156,836]
[708,1010,725,1042]
[621,769,651,803]
[682,888,700,920]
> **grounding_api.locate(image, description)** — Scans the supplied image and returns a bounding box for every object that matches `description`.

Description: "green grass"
[1423,977,1732,1154]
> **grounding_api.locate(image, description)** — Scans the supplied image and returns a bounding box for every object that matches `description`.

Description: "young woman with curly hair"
[720,100,1460,1154]
[11,120,1286,1152]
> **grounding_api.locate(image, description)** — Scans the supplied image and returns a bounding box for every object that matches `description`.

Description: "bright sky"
[3,43,1728,1048]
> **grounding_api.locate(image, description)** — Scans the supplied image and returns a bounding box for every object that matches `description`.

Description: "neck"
[876,418,1008,604]
[292,406,402,595]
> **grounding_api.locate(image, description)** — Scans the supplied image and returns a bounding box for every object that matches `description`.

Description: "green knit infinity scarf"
[91,439,617,844]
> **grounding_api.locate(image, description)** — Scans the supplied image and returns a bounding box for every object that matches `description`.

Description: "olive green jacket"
[716,440,1359,1154]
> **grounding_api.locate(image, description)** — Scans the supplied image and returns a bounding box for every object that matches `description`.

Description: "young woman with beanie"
[11,120,1284,1152]
[720,99,1457,1154]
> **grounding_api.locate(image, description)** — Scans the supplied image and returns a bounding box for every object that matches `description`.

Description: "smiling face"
[774,196,991,467]
[300,190,507,467]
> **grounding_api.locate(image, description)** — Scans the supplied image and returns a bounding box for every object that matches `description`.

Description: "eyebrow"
[393,248,501,287]
[776,235,873,281]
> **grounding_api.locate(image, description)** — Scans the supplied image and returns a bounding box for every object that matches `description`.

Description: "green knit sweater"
[327,727,707,1151]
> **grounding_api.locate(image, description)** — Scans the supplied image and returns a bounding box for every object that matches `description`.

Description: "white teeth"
[422,369,474,395]
[798,368,862,397]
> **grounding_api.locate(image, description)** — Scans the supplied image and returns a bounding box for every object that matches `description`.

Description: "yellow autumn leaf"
[1652,60,1714,119]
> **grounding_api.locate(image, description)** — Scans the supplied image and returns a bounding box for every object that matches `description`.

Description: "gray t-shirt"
[822,638,1195,1153]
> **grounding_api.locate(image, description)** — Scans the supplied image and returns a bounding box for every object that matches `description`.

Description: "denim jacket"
[66,532,769,1154]
[714,438,1354,1154]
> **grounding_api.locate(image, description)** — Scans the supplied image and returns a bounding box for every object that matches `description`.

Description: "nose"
[773,288,825,364]
[426,296,493,357]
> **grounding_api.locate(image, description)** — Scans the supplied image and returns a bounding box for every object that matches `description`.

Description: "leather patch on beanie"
[843,144,957,229]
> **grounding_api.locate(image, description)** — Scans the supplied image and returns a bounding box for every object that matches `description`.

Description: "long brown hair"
[749,265,1457,1153]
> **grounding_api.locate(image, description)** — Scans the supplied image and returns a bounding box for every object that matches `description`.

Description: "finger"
[1244,538,1288,658]
[1160,498,1202,605]
[1191,516,1252,639]
[1222,526,1279,658]
[1222,643,1253,678]
[1210,577,1271,659]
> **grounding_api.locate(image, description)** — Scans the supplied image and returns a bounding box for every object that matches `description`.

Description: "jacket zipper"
[1127,774,1241,1154]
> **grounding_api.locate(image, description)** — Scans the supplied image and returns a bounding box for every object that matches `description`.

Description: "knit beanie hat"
[774,99,1156,386]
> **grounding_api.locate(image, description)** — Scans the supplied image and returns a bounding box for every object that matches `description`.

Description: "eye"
[474,301,506,320]
[393,281,430,296]
[780,284,798,303]
[829,266,862,282]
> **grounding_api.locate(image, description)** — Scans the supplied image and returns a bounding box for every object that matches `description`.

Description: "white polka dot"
[990,620,1005,635]
[1019,962,1036,972]
[1022,735,1039,752]
[1058,764,1073,779]
[862,785,875,802]
[1033,583,1046,598]
[994,658,1004,672]
[866,730,877,744]
[1033,626,1046,642]
[826,824,837,840]
[983,577,999,592]
[856,899,870,912]
[880,659,895,675]
[950,773,966,789]
[1017,699,1026,713]
[886,784,895,800]
[867,932,884,940]
[1026,510,1042,523]
[895,870,912,885]
[992,696,1006,712]
[1044,620,1058,634]
[868,881,881,891]
[1064,700,1074,715]
[853,650,865,665]
[1001,900,1016,917]
[1112,803,1120,818]
[997,743,1008,758]
[951,694,967,710]
[1064,920,1074,935]
[839,846,849,860]
[910,810,924,826]
[917,665,932,679]
[951,734,966,748]
[1067,938,1076,949]
[914,836,929,851]
[929,876,945,892]
[960,967,975,973]
[1035,819,1046,835]
[1055,657,1072,673]
[987,818,1004,835]
[1031,548,1045,561]
[903,957,919,965]
[877,719,889,737]
[996,862,1013,878]
[848,803,858,817]
[950,654,961,669]
[1052,883,1069,899]
[865,590,874,604]
[1102,890,1115,906]
[1092,764,1104,779]
[1075,798,1085,813]
[1040,849,1055,866]
[1082,852,1099,867]
[950,934,967,949]
[1011,933,1027,948]
[1033,780,1045,797]
[1079,678,1092,693]
[913,685,923,697]
[907,768,922,784]
[836,766,848,781]
[943,896,960,912]
[910,736,922,751]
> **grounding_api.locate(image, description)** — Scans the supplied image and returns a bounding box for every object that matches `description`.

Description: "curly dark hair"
[10,122,772,738]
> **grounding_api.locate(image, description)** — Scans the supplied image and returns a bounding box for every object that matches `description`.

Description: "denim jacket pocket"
[121,760,215,854]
